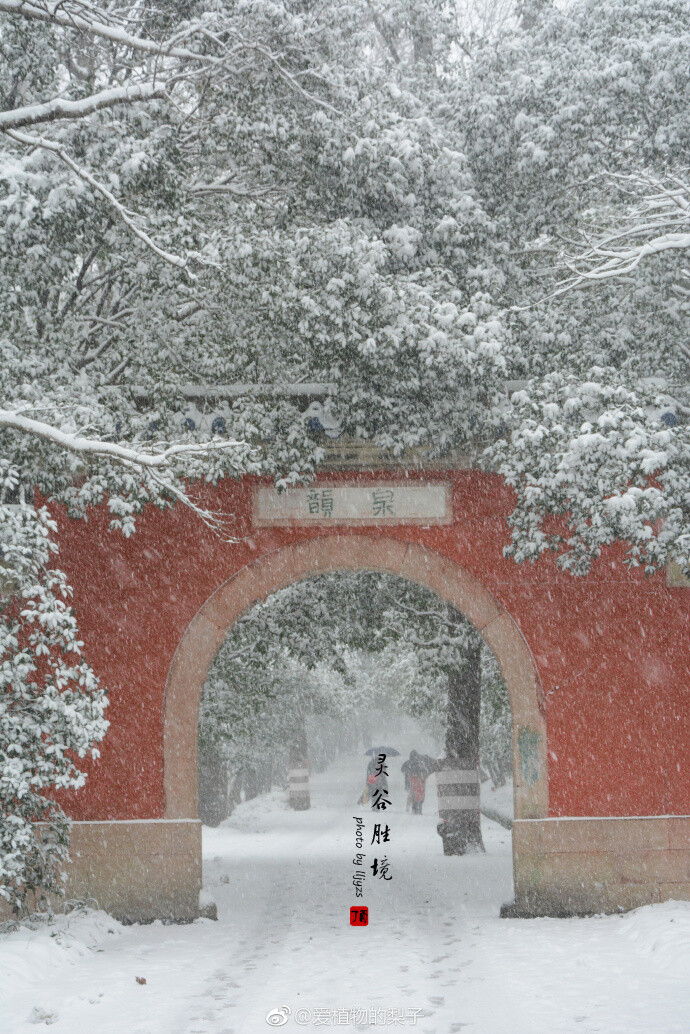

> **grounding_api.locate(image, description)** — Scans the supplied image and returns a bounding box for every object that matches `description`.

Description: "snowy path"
[1,754,689,1034]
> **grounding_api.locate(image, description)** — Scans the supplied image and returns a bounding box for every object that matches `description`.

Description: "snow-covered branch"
[0,408,247,471]
[6,129,190,271]
[560,233,690,289]
[1,1,339,129]
[551,171,690,295]
[0,82,165,131]
[0,1,216,61]
[189,173,282,201]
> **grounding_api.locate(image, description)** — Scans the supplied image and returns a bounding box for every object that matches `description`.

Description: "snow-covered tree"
[458,0,690,574]
[479,651,511,788]
[0,502,107,913]
[199,572,508,851]
[0,0,508,483]
[200,646,359,804]
[199,573,507,773]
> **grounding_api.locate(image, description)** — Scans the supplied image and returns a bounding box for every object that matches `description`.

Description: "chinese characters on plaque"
[307,487,395,519]
[255,483,450,526]
[307,488,335,517]
[372,488,395,518]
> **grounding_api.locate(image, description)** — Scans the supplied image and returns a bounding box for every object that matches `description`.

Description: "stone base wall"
[64,820,202,922]
[4,816,687,923]
[0,820,202,924]
[508,816,690,917]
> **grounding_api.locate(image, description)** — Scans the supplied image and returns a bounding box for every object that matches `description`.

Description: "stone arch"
[163,535,548,822]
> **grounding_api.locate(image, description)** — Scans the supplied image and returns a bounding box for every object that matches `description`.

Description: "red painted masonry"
[51,470,690,822]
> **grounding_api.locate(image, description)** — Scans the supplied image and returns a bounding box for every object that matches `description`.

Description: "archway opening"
[164,536,547,829]
[196,567,517,924]
[163,535,548,934]
[198,571,513,821]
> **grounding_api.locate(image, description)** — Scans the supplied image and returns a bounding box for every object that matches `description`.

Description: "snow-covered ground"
[479,774,513,825]
[1,751,689,1034]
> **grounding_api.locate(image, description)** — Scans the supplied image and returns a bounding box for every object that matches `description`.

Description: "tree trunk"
[229,771,243,806]
[258,757,273,794]
[437,612,484,855]
[198,742,232,827]
[243,766,260,801]
[288,714,310,810]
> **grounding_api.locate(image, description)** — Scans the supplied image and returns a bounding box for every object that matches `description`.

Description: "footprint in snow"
[28,1006,58,1026]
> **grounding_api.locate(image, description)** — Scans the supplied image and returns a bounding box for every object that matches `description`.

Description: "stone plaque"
[253,483,451,526]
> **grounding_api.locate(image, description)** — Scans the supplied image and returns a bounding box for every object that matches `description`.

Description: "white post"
[288,767,310,810]
[435,759,481,854]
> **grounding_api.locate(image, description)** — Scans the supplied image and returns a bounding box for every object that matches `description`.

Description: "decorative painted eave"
[133,382,335,401]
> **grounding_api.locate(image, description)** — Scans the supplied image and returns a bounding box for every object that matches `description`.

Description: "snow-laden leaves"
[200,572,511,785]
[5,0,690,906]
[459,0,690,571]
[0,501,107,913]
[492,369,690,573]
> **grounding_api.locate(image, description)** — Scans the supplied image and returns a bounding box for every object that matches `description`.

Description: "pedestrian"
[402,756,413,811]
[401,750,431,815]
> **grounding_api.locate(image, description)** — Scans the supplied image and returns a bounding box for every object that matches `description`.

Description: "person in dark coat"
[401,750,433,815]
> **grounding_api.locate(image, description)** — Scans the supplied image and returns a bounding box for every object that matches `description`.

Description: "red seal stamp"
[350,906,368,926]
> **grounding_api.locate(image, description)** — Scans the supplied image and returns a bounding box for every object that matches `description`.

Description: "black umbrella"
[417,753,439,776]
[401,751,439,776]
[364,746,400,757]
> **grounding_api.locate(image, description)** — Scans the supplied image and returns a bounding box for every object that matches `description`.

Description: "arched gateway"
[164,536,548,824]
[51,470,689,921]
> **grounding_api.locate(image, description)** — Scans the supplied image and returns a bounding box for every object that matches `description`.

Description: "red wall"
[52,470,690,821]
